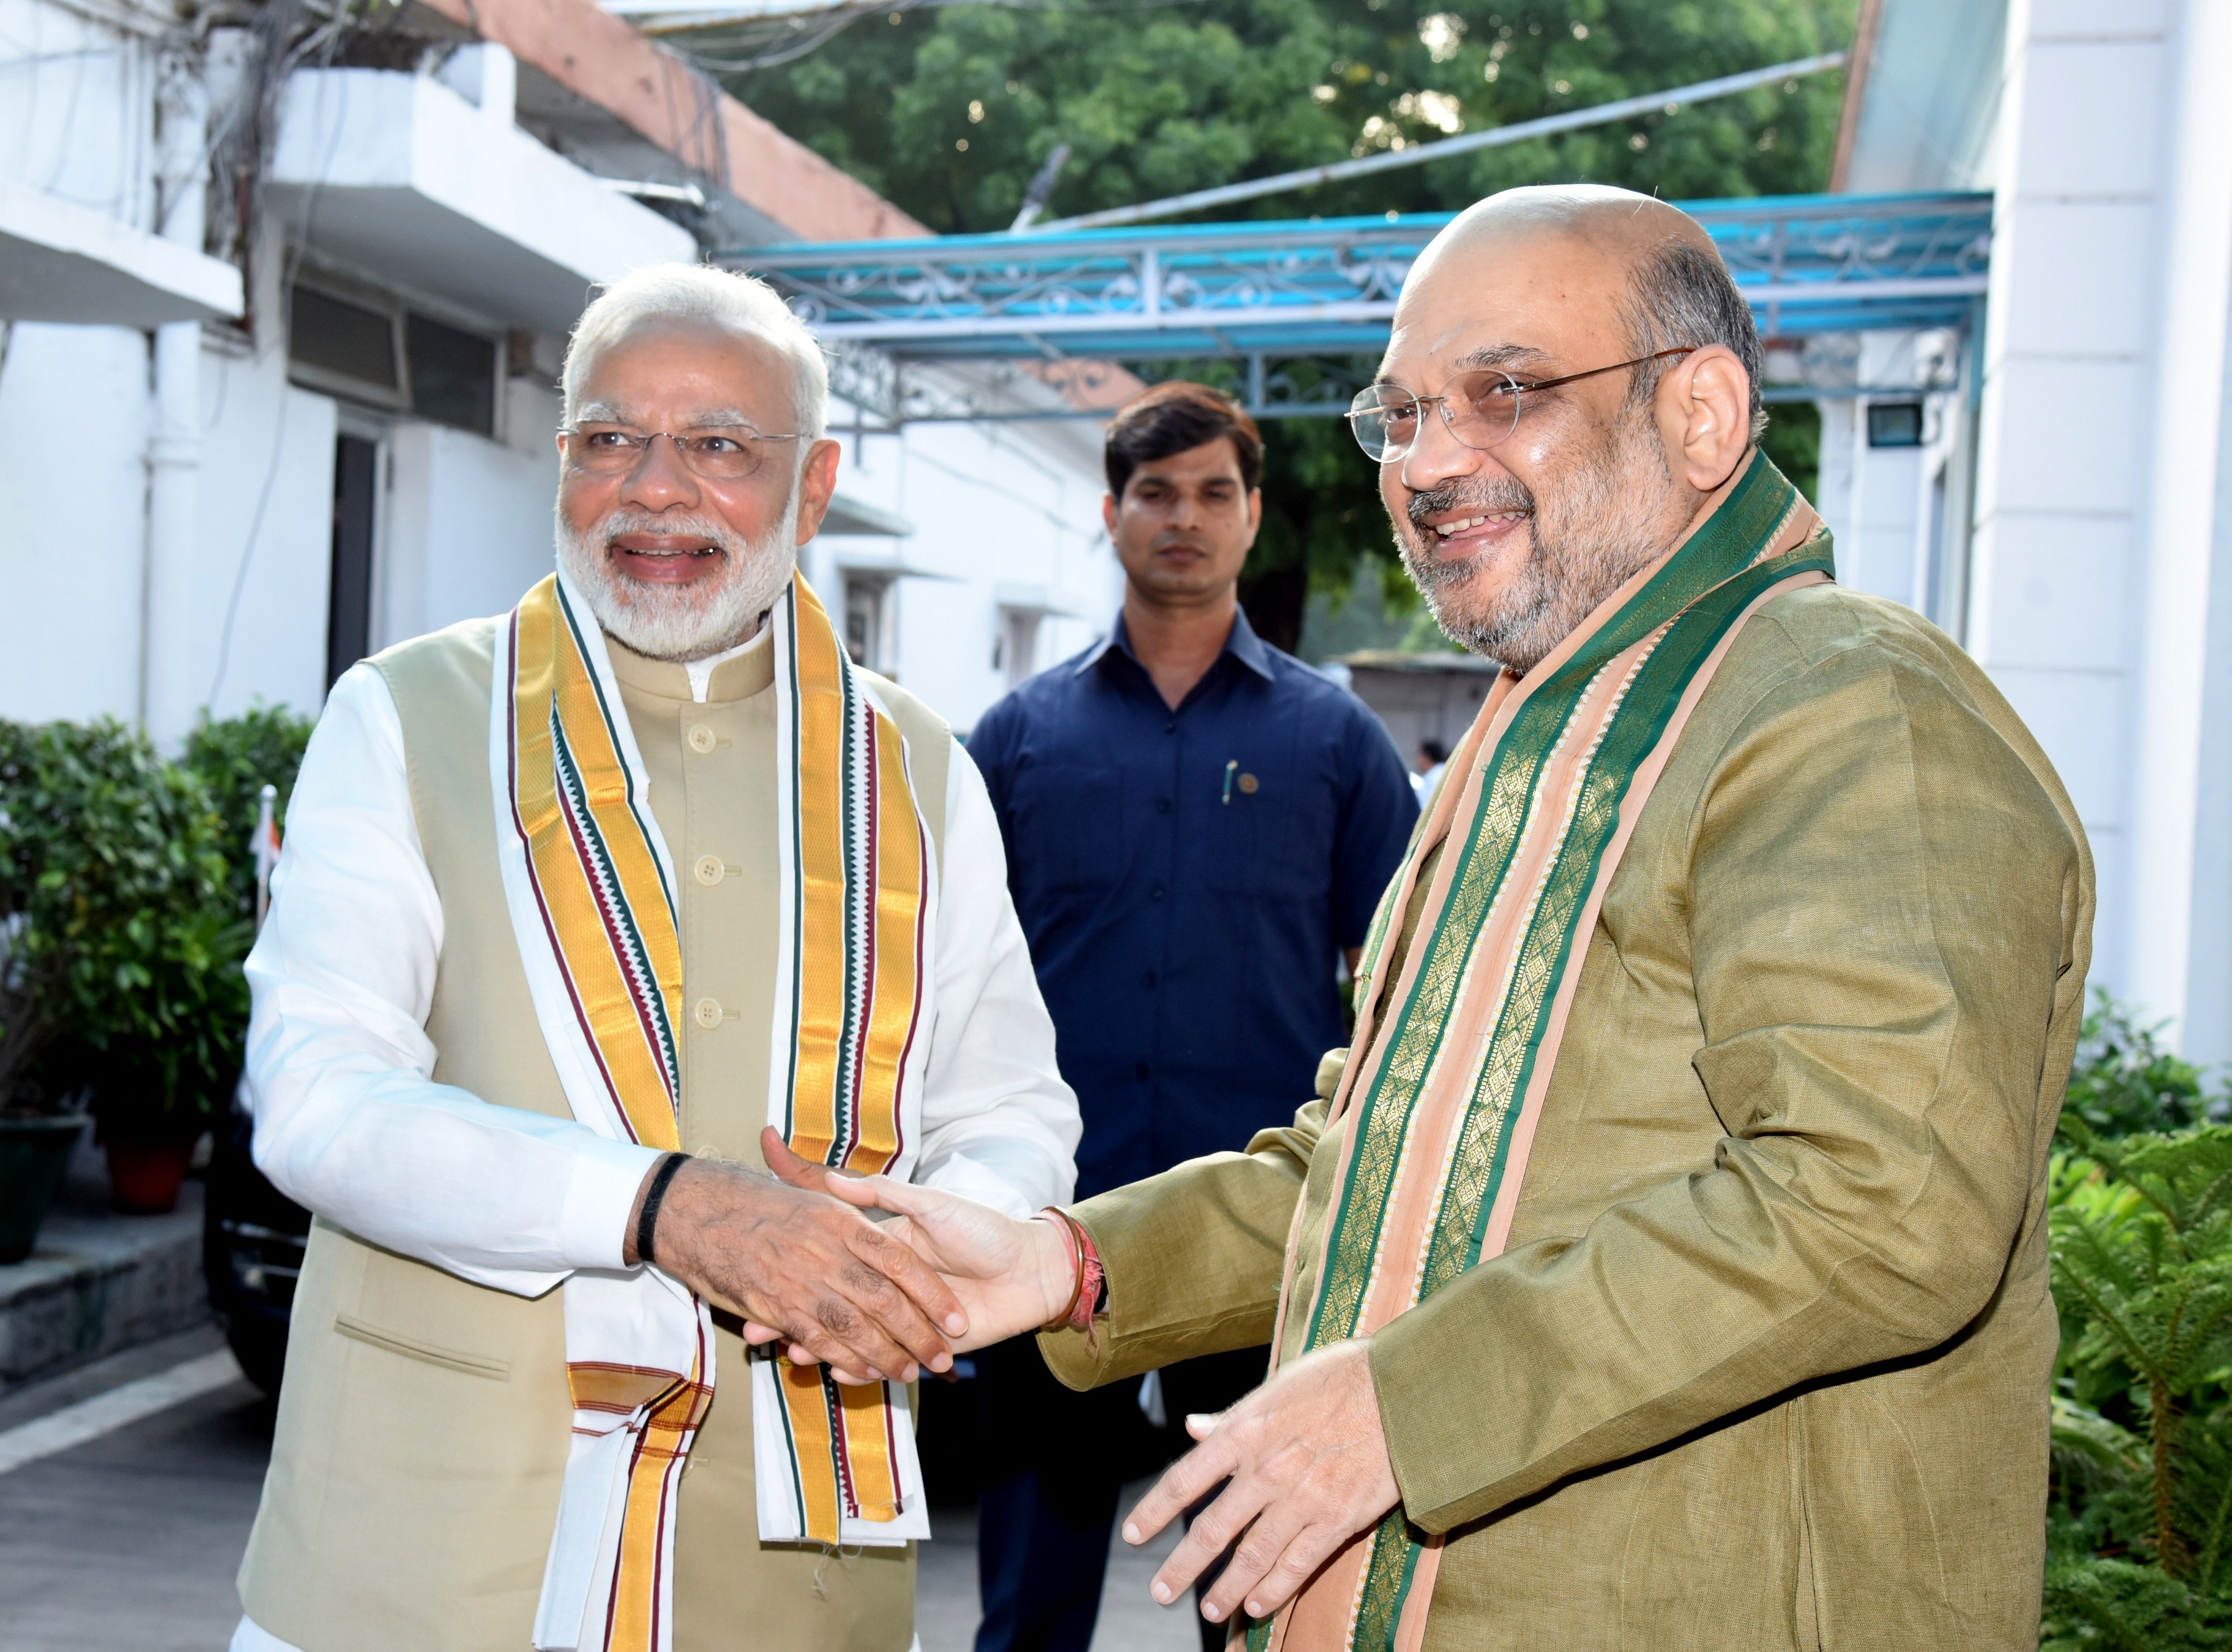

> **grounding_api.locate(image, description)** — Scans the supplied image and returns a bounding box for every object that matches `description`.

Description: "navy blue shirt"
[970,610,1418,1200]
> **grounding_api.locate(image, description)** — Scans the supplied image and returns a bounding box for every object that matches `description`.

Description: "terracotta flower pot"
[105,1136,197,1214]
[0,1115,86,1262]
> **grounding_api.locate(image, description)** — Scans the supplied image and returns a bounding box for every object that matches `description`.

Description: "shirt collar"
[1075,605,1276,682]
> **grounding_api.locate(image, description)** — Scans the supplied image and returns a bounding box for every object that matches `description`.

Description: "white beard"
[555,488,801,663]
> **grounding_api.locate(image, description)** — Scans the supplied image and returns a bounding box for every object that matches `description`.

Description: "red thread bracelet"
[1036,1208,1104,1332]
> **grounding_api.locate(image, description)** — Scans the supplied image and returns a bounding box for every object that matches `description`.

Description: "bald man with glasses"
[757,186,2094,1651]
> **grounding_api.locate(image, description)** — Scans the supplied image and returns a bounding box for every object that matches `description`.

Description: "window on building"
[1866,401,1925,449]
[993,606,1043,689]
[844,575,893,672]
[289,281,500,435]
[291,288,401,403]
[407,313,497,435]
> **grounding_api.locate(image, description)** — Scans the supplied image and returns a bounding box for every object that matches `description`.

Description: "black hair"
[1620,238,1768,443]
[1104,381,1265,499]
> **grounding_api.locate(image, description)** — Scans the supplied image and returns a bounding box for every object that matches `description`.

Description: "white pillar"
[139,52,208,747]
[2125,0,2232,1039]
[141,321,204,746]
[1962,0,2175,1006]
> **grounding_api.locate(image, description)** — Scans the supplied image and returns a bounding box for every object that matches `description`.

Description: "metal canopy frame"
[723,190,1990,421]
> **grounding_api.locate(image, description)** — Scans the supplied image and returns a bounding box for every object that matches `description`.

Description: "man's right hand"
[748,1129,1079,1377]
[624,1157,968,1385]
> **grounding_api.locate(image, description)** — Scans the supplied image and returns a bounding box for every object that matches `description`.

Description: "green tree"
[728,0,1854,647]
[734,0,1852,235]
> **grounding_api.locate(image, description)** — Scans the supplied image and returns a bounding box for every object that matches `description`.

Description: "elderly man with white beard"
[227,265,1081,1652]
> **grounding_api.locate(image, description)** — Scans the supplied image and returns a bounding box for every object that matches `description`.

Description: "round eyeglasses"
[561,424,803,481]
[1345,348,1697,463]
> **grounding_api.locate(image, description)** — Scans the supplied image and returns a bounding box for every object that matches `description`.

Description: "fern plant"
[2040,997,2232,1646]
[2051,1120,2232,1575]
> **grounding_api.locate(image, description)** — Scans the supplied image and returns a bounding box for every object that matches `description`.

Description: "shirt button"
[687,724,717,754]
[1150,884,1165,901]
[1163,722,1175,735]
[1134,1061,1151,1080]
[1154,796,1171,814]
[1142,971,1158,989]
[693,997,724,1029]
[694,855,725,887]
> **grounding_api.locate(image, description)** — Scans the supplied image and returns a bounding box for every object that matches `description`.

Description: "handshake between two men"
[626,1129,1398,1633]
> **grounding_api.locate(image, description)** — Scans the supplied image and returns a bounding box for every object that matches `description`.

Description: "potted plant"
[0,722,93,1256]
[0,718,241,1219]
[51,892,251,1212]
[0,1027,86,1262]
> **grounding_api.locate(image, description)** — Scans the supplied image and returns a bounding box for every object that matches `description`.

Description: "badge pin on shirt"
[1221,761,1259,804]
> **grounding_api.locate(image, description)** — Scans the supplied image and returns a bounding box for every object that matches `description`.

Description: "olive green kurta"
[1043,582,2092,1651]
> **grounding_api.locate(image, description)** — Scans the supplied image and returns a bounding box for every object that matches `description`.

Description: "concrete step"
[0,1135,212,1395]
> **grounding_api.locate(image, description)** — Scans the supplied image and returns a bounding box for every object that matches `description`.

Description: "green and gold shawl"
[1254,455,1832,1652]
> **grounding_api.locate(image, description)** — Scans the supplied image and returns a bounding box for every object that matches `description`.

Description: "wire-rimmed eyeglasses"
[1345,348,1697,463]
[560,424,804,481]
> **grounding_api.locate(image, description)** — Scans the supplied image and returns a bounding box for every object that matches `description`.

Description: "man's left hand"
[1122,1340,1400,1628]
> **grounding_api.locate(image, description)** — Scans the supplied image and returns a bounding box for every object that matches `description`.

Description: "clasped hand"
[746,1137,1403,1626]
[626,1140,970,1385]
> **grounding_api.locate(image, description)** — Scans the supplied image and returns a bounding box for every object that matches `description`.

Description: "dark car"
[202,1099,308,1394]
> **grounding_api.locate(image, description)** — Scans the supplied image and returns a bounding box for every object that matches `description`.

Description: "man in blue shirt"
[966,382,1418,1652]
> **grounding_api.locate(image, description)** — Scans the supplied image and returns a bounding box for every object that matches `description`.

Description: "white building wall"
[0,322,153,722]
[0,0,170,726]
[1812,399,1854,571]
[802,409,1118,736]
[193,349,340,729]
[1840,435,1925,609]
[0,0,155,232]
[0,1,1118,757]
[1965,0,2174,1014]
[1809,328,1966,627]
[2122,0,2232,1056]
[2184,309,2232,1061]
[376,419,562,650]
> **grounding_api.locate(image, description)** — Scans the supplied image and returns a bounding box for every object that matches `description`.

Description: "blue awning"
[726,190,1990,364]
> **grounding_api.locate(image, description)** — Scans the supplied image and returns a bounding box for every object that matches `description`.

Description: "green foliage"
[0,719,242,1133]
[735,0,1852,235]
[178,704,314,920]
[732,0,1855,647]
[2067,990,2220,1139]
[0,710,307,1139]
[1758,399,1819,503]
[2049,1015,2232,1644]
[2043,1557,2232,1651]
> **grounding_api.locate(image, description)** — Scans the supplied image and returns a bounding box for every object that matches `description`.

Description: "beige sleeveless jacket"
[238,615,950,1652]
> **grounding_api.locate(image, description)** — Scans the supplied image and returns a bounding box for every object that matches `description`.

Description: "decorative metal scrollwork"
[745,194,1992,422]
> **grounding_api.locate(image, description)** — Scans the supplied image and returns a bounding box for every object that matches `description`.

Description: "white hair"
[562,263,829,438]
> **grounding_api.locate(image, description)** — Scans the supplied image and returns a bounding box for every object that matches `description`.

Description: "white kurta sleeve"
[910,742,1082,1219]
[243,664,664,1296]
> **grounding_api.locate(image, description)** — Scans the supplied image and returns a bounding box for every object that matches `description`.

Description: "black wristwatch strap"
[636,1152,691,1266]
